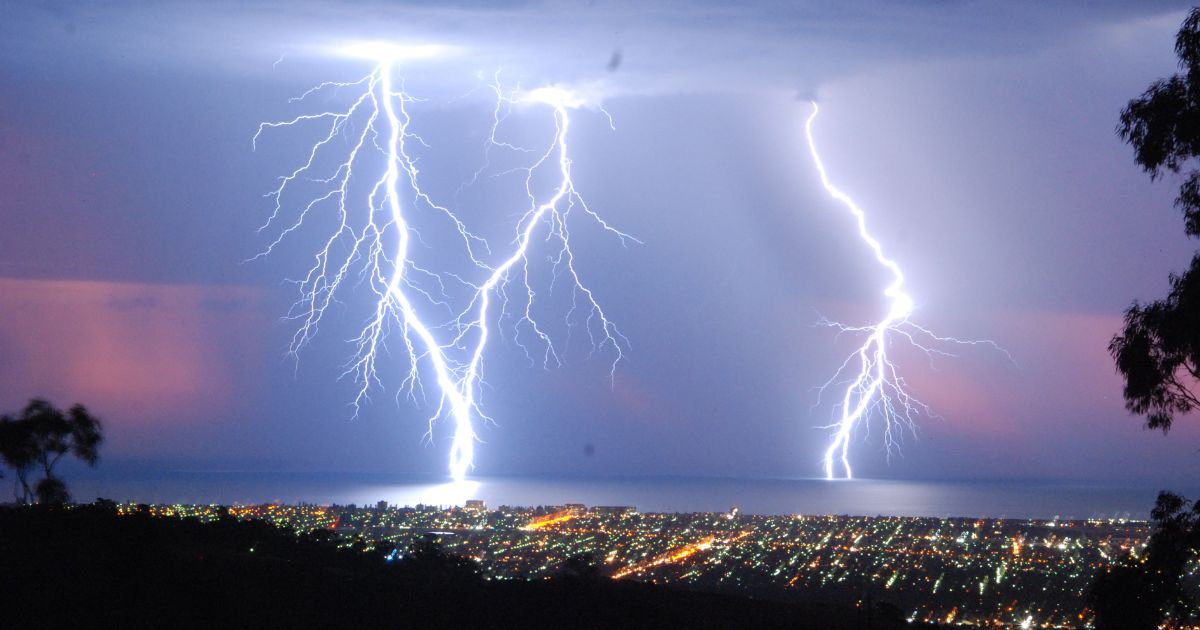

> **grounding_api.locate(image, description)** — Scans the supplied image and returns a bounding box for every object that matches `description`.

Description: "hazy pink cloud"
[0,277,268,427]
[905,308,1135,438]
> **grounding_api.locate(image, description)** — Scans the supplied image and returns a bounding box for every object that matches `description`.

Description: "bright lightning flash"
[804,102,1007,480]
[254,54,634,480]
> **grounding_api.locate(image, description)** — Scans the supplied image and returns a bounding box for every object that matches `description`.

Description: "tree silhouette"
[557,553,602,582]
[1093,10,1200,626]
[397,535,481,586]
[0,399,103,505]
[1090,492,1200,629]
[1111,8,1200,432]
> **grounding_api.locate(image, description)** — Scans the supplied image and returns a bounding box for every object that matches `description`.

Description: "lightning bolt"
[253,50,634,480]
[804,102,1009,480]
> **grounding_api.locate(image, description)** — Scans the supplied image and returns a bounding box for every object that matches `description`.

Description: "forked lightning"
[805,102,1008,479]
[254,46,633,479]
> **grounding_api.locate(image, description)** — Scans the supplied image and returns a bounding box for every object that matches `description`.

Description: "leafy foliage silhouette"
[1093,9,1200,628]
[1090,492,1200,629]
[0,399,103,504]
[1111,8,1200,432]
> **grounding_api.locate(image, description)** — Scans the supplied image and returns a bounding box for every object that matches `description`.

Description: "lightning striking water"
[254,51,633,480]
[804,102,1007,480]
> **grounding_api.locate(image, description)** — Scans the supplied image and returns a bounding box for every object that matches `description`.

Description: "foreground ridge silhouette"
[0,502,910,629]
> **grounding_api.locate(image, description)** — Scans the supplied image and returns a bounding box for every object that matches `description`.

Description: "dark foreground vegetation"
[0,503,910,629]
[1087,8,1200,629]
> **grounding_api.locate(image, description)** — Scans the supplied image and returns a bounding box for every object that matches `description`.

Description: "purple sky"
[2,1,1199,484]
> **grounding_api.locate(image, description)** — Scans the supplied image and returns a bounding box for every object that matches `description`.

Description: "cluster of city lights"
[121,501,1145,628]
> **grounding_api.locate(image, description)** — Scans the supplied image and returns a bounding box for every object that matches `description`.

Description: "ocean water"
[55,471,1195,520]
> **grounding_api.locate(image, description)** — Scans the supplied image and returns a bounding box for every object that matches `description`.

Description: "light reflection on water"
[61,472,1191,520]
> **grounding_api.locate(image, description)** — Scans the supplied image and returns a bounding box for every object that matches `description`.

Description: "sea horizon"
[49,467,1197,521]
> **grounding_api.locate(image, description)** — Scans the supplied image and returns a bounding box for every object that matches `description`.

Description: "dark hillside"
[0,504,911,629]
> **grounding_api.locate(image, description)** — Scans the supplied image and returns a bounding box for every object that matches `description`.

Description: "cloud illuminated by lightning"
[253,51,634,480]
[804,102,1009,480]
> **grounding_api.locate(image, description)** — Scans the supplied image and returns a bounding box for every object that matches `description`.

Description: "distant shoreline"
[55,473,1188,520]
[96,499,1151,525]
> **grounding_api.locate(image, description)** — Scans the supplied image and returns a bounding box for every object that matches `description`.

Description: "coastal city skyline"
[125,498,1147,627]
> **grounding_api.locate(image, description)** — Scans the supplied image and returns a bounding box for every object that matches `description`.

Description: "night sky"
[3,1,1199,483]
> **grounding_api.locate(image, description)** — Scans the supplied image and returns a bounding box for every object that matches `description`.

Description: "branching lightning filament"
[805,102,1008,480]
[253,56,634,480]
